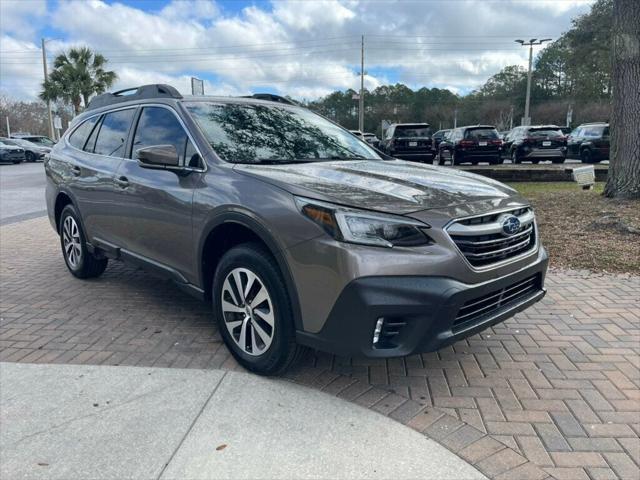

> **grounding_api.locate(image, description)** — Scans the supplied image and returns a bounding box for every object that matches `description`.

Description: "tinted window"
[93,109,135,157]
[132,107,198,166]
[69,117,99,150]
[393,125,430,138]
[528,128,563,138]
[465,128,498,140]
[583,126,605,138]
[186,102,380,164]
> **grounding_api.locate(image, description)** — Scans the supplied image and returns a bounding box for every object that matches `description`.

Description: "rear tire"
[59,204,108,279]
[552,157,564,164]
[511,149,520,164]
[213,242,303,375]
[12,160,21,164]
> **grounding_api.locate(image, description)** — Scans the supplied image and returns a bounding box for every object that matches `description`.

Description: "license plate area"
[542,141,551,147]
[409,141,418,147]
[479,141,487,146]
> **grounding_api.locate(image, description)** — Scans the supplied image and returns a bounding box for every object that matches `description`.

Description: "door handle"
[70,165,81,176]
[115,176,129,189]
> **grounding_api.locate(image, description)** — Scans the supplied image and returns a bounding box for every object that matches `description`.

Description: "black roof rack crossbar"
[241,93,298,106]
[86,84,183,111]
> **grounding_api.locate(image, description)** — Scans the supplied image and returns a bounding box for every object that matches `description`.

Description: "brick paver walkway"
[2,217,639,480]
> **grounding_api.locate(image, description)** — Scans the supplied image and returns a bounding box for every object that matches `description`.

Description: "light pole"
[515,38,551,125]
[41,38,55,139]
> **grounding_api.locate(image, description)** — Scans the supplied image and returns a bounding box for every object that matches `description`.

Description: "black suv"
[379,123,434,163]
[432,129,451,151]
[502,125,566,164]
[566,122,610,163]
[438,125,502,165]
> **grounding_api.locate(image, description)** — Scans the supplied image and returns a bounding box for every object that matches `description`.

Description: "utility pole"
[358,35,365,132]
[453,108,458,128]
[5,116,10,137]
[515,38,551,126]
[41,38,55,139]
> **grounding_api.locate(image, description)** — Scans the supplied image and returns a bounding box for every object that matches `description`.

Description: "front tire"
[25,152,35,162]
[581,149,593,163]
[511,149,520,164]
[213,243,302,375]
[59,204,108,279]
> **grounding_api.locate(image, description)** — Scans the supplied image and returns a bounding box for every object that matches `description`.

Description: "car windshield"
[529,128,563,138]
[393,126,430,138]
[186,102,382,164]
[465,128,498,140]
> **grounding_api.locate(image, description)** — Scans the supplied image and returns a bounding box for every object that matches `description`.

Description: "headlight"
[295,196,431,248]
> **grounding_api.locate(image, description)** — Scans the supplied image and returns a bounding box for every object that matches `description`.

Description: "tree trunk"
[604,0,640,199]
[72,97,81,116]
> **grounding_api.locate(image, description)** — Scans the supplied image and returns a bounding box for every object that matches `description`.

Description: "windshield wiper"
[254,158,324,164]
[314,155,368,161]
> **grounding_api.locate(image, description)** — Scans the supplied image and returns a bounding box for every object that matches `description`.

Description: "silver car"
[45,84,548,375]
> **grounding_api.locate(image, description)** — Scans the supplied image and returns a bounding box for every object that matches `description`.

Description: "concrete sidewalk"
[0,363,485,480]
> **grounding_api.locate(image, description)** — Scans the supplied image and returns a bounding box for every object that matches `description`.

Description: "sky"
[0,0,595,102]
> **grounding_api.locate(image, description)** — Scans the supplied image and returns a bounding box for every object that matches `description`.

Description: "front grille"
[453,275,540,332]
[446,207,536,268]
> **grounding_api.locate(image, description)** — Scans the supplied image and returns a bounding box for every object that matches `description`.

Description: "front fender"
[196,209,304,331]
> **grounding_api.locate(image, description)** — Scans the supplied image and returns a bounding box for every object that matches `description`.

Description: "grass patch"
[508,182,640,274]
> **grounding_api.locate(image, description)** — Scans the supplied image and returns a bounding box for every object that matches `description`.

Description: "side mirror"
[136,145,179,168]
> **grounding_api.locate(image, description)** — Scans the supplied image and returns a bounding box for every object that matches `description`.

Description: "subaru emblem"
[501,215,521,236]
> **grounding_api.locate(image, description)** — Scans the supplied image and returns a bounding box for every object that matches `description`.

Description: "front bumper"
[296,249,548,357]
[522,148,564,158]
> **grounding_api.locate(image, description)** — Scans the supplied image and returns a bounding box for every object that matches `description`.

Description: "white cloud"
[0,0,596,101]
[0,0,47,40]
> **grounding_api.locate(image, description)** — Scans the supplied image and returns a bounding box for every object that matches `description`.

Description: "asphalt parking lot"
[0,162,47,225]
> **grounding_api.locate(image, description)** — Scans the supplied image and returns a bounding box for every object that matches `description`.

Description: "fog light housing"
[372,317,384,345]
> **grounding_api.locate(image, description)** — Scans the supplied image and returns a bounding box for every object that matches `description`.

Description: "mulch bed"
[513,183,640,274]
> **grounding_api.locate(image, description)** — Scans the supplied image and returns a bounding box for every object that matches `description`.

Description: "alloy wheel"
[62,216,82,269]
[221,267,274,356]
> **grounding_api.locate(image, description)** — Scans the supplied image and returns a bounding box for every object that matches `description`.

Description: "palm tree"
[40,47,117,115]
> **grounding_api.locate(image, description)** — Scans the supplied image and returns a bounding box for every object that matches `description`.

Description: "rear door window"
[529,128,563,138]
[131,106,198,167]
[465,128,498,140]
[93,109,136,157]
[68,116,99,150]
[394,125,430,138]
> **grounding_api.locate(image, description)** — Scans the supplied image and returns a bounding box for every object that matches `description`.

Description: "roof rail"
[242,93,298,106]
[86,84,183,111]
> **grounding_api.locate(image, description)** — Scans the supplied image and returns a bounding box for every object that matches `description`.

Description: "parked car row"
[371,121,609,166]
[349,130,381,149]
[0,135,55,164]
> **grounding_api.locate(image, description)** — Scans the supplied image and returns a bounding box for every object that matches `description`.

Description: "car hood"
[233,159,519,214]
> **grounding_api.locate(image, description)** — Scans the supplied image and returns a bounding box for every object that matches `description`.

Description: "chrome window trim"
[443,206,539,272]
[64,105,137,160]
[64,103,207,173]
